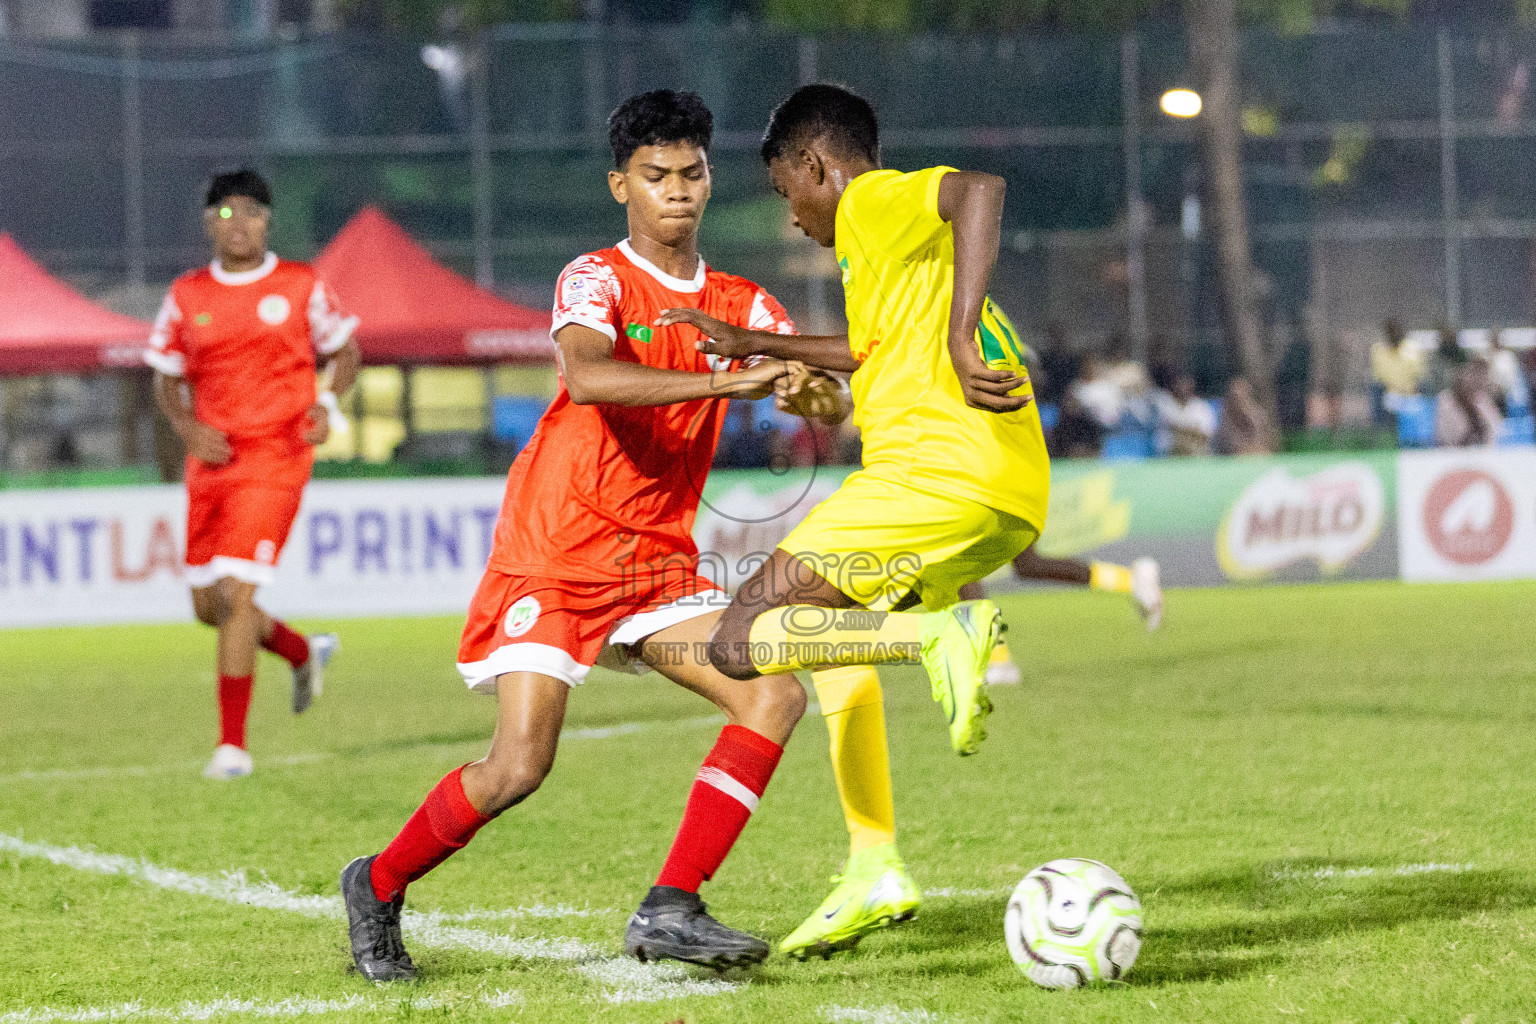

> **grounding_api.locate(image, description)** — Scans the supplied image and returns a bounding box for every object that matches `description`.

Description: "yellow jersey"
[835,165,1050,530]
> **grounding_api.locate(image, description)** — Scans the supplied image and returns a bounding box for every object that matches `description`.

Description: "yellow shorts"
[777,469,1039,612]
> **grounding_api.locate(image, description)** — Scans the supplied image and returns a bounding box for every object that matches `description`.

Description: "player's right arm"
[152,372,231,465]
[145,287,232,465]
[551,253,791,407]
[936,169,1029,413]
[655,307,861,373]
[556,323,791,406]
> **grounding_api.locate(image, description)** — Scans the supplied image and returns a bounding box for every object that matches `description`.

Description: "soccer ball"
[1004,858,1142,989]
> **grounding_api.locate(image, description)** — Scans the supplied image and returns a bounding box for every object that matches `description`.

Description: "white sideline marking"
[922,886,1007,899]
[0,990,522,1024]
[0,833,735,1005]
[821,1005,946,1024]
[413,902,600,923]
[1271,862,1475,882]
[0,714,724,788]
[0,755,328,787]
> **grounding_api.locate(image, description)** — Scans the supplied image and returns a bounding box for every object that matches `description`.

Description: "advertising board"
[1397,449,1536,582]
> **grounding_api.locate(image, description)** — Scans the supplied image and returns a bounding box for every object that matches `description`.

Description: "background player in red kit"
[145,169,360,781]
[340,91,839,982]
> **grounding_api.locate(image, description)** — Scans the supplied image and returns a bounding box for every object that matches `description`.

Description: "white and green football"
[1004,858,1142,988]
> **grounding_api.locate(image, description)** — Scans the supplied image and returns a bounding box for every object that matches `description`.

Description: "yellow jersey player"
[660,83,1049,958]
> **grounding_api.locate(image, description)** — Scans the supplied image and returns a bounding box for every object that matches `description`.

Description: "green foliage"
[1237,0,1410,32]
[764,0,1417,32]
[763,0,1164,32]
[339,0,579,32]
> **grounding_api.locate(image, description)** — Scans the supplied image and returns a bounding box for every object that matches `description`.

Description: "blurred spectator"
[1049,393,1105,458]
[1423,325,1468,396]
[714,398,776,469]
[1101,332,1152,398]
[1102,332,1155,432]
[1486,329,1530,414]
[1068,355,1124,430]
[835,416,863,466]
[1154,374,1216,456]
[1435,360,1501,447]
[786,417,839,467]
[1033,323,1078,405]
[1370,319,1425,400]
[1215,377,1276,455]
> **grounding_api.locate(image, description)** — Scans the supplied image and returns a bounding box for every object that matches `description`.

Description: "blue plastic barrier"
[1037,402,1060,432]
[1101,430,1153,460]
[491,396,550,450]
[1499,412,1535,447]
[1391,395,1438,448]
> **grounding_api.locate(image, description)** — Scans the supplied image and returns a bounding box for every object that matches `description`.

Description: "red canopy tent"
[0,234,150,375]
[314,207,552,365]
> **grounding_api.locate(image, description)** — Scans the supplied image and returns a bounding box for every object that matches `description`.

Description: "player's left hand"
[302,402,331,445]
[948,333,1031,413]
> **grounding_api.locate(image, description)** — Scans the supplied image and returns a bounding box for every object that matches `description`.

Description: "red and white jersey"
[489,238,794,583]
[145,253,357,441]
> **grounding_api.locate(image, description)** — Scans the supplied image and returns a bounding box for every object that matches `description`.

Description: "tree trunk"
[1187,0,1279,429]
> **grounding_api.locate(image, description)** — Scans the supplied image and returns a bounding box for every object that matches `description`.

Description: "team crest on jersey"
[838,254,852,288]
[254,539,277,565]
[257,294,291,326]
[625,322,654,343]
[194,312,213,326]
[503,596,541,638]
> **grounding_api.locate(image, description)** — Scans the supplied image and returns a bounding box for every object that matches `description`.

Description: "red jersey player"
[340,91,831,982]
[145,169,361,781]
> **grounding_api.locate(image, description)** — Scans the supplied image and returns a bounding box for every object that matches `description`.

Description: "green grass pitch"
[3,580,1536,1023]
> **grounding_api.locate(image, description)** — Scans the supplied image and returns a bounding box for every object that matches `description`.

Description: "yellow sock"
[1089,561,1133,594]
[811,666,897,854]
[748,606,923,675]
[988,639,1014,666]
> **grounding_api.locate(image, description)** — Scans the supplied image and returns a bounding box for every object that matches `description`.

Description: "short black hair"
[760,84,879,165]
[607,90,713,169]
[205,168,271,208]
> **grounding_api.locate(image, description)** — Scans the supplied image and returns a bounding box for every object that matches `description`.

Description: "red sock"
[262,620,309,668]
[217,674,254,749]
[370,766,494,903]
[655,725,783,893]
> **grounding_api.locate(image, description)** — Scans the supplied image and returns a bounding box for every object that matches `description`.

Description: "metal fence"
[5,22,1536,467]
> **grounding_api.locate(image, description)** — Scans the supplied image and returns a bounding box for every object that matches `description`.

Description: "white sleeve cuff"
[316,314,359,356]
[550,314,617,343]
[144,349,185,376]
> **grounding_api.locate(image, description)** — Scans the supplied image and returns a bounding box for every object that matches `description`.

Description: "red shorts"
[455,569,728,693]
[183,441,311,589]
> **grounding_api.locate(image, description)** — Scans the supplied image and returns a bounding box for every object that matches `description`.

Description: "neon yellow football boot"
[779,844,922,959]
[919,599,1001,756]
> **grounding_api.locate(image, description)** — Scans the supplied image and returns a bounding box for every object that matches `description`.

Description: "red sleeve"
[144,287,186,376]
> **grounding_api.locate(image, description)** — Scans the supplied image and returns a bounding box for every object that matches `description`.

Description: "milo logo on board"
[1217,463,1385,579]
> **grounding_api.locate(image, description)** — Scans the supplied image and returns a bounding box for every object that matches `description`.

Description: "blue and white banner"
[5,449,1535,628]
[0,479,505,627]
